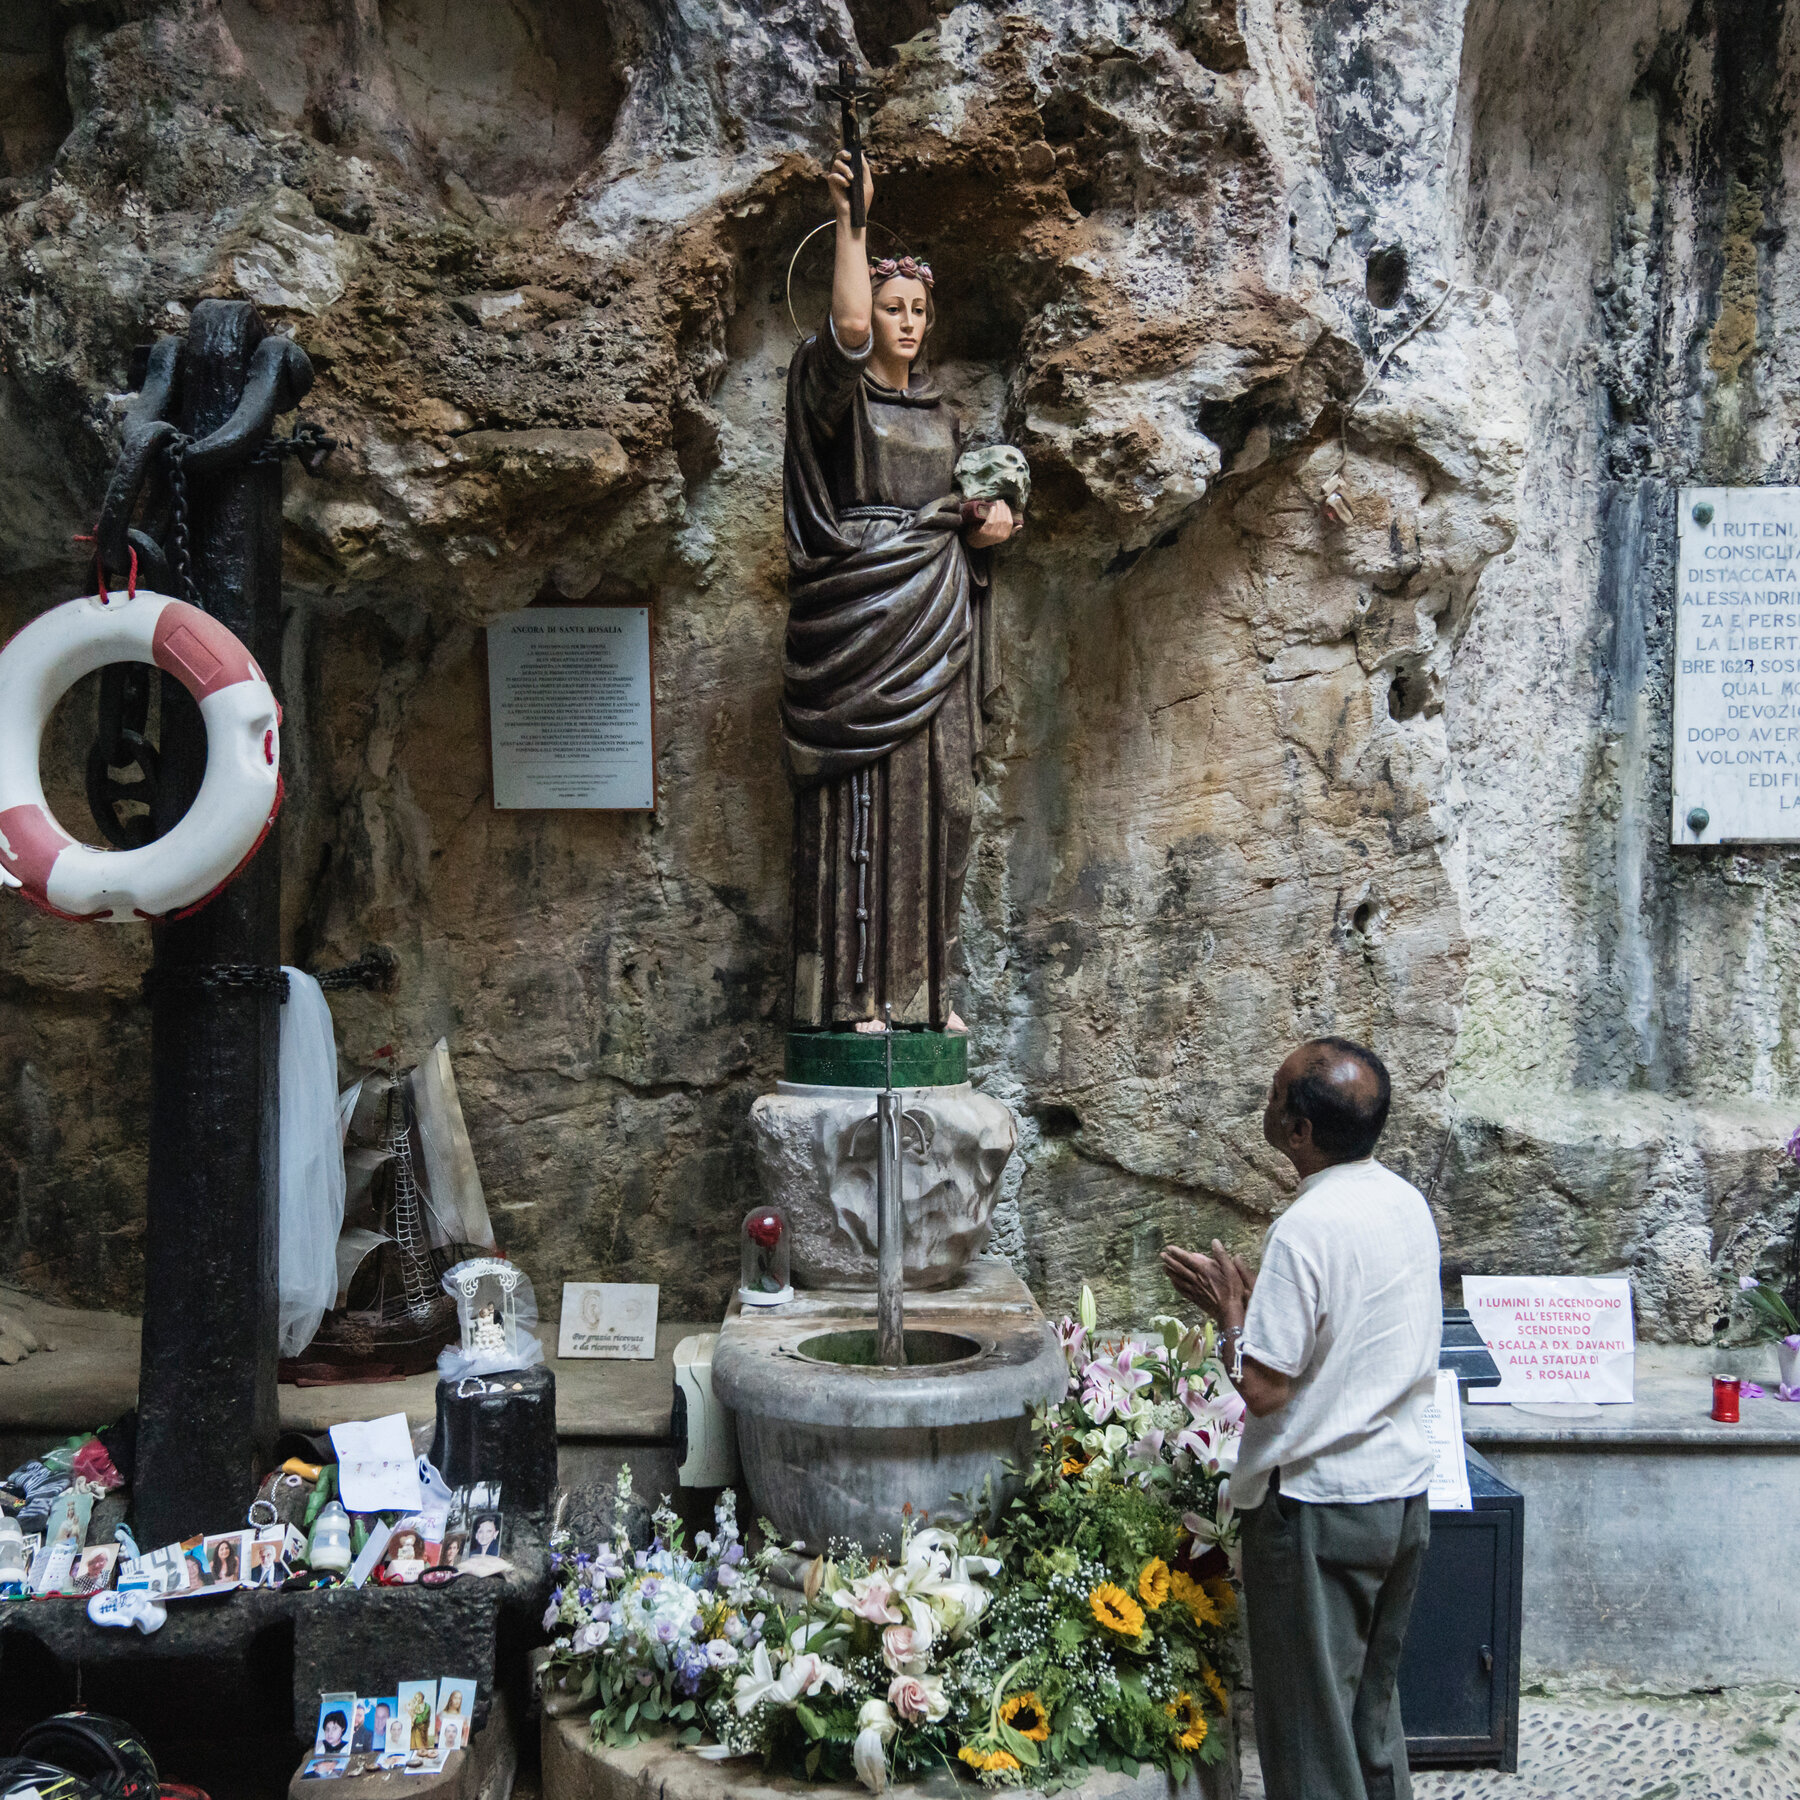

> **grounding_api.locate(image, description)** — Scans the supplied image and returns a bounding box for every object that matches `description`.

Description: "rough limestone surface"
[748,1081,1016,1288]
[0,0,1796,1343]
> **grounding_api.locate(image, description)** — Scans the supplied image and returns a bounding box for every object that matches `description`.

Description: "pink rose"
[846,1575,901,1624]
[887,1674,947,1724]
[881,1625,927,1675]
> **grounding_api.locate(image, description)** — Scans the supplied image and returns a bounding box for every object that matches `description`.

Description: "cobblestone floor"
[1238,1687,1800,1799]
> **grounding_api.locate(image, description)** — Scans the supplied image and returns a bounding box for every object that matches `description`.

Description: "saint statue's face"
[871,278,930,367]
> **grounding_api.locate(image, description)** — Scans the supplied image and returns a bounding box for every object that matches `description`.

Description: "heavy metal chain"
[164,434,194,604]
[140,964,291,1001]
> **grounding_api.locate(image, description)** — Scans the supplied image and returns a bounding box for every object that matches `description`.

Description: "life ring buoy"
[0,590,281,922]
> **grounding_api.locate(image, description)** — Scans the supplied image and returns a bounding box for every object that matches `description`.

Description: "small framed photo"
[181,1537,214,1588]
[438,1524,468,1569]
[315,1693,357,1756]
[299,1754,347,1781]
[354,1696,395,1756]
[203,1529,253,1589]
[466,1512,506,1561]
[247,1529,292,1589]
[434,1678,476,1751]
[67,1543,118,1596]
[392,1680,438,1755]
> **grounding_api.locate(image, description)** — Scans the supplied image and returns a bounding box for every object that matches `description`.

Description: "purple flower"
[1740,1275,1762,1291]
[657,1620,678,1643]
[723,1544,744,1566]
[578,1586,594,1606]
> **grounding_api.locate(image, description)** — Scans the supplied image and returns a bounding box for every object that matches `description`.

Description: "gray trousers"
[1240,1479,1431,1800]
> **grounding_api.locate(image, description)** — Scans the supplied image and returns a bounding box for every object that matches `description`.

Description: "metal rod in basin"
[876,1003,906,1366]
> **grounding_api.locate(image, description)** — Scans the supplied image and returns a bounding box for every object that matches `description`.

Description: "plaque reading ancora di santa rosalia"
[1674,486,1800,843]
[487,606,655,810]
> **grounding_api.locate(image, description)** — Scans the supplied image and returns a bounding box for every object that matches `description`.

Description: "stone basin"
[711,1259,1067,1554]
[542,1713,1239,1800]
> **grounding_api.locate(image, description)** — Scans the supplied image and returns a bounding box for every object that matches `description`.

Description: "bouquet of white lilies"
[713,1520,1000,1790]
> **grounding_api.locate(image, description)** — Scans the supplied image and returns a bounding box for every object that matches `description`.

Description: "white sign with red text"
[1463,1276,1635,1404]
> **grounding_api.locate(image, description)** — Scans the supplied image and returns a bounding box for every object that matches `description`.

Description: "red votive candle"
[1711,1374,1741,1423]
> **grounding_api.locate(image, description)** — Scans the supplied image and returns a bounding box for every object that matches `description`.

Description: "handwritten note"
[329,1413,423,1513]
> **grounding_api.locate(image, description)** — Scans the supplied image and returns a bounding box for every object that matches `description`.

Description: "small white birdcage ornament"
[438,1256,543,1379]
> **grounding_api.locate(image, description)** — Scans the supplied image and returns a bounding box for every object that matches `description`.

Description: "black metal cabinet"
[1399,1451,1523,1771]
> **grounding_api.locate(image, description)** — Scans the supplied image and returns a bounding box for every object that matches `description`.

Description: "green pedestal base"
[783,1028,967,1088]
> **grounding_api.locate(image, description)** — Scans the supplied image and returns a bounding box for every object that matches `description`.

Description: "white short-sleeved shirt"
[1233,1157,1442,1510]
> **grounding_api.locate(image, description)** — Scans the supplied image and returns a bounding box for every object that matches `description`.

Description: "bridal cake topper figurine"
[782,147,1030,1037]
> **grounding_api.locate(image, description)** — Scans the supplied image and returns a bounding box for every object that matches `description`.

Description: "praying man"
[1163,1037,1442,1800]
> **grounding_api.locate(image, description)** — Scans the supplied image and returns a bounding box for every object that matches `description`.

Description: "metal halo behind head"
[786,218,920,343]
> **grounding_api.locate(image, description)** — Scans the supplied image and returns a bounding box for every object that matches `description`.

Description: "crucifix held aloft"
[817,57,874,229]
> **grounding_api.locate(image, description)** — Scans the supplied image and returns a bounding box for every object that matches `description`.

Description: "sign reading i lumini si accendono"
[1674,486,1800,844]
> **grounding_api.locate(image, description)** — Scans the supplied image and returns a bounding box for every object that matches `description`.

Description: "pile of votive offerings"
[302,1678,481,1780]
[0,1409,513,1633]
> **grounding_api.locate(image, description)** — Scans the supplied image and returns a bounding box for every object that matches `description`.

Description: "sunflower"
[1089,1581,1147,1637]
[1165,1692,1208,1752]
[1201,1661,1231,1713]
[1203,1575,1238,1620]
[1168,1570,1220,1627]
[959,1747,1022,1773]
[1137,1557,1171,1610]
[1000,1692,1051,1742]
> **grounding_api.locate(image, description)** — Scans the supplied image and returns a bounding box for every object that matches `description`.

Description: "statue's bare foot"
[945,1010,969,1035]
[853,1018,888,1034]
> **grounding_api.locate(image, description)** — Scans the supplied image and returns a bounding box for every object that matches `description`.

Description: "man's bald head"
[1265,1037,1391,1166]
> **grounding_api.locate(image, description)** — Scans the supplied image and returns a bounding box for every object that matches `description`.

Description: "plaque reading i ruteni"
[1674,487,1800,843]
[487,606,655,810]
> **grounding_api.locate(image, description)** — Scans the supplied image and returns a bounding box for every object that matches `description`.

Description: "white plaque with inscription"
[487,606,655,810]
[1674,486,1800,843]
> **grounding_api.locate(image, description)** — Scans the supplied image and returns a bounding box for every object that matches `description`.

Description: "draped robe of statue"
[782,317,999,1029]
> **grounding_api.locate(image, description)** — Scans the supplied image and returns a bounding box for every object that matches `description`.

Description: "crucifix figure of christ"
[781,137,1027,1036]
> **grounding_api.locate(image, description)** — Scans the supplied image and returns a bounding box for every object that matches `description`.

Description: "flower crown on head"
[870,255,933,287]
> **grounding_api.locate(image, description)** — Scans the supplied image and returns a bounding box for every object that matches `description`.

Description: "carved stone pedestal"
[747,1080,1016,1289]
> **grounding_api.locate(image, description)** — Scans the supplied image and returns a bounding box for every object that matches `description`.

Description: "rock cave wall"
[0,0,1795,1343]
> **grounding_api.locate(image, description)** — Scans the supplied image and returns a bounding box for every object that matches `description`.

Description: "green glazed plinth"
[783,1028,967,1088]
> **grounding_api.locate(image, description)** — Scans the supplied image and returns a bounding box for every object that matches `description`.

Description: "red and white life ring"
[0,590,281,922]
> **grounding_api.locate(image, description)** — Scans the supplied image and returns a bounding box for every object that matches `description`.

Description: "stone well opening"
[796,1328,985,1368]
